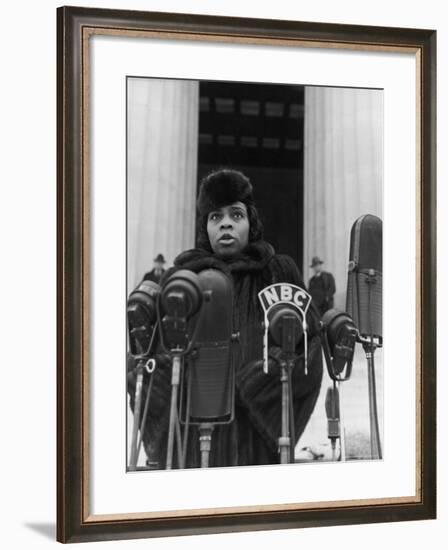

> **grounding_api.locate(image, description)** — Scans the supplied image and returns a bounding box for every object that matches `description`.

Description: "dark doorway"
[197,81,304,273]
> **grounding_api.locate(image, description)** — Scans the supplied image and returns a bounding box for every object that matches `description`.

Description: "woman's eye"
[210,213,220,221]
[233,212,243,219]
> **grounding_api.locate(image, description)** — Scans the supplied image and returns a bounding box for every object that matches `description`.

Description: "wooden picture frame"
[57,5,436,543]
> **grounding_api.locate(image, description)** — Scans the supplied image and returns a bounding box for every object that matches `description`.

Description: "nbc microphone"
[258,283,312,464]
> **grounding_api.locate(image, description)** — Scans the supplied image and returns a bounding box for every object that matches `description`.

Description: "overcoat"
[127,240,323,468]
[308,271,336,316]
[142,267,166,285]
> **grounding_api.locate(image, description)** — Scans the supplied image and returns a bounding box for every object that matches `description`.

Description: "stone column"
[127,78,199,291]
[303,86,383,308]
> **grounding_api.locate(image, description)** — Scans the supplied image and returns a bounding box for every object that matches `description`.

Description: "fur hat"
[197,169,254,215]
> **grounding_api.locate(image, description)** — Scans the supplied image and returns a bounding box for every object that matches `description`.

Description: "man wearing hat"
[128,169,323,468]
[308,256,336,316]
[143,253,167,285]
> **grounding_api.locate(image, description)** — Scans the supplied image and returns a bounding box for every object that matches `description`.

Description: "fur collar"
[174,240,275,274]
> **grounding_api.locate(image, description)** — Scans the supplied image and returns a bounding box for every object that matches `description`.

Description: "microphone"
[158,269,203,352]
[346,214,382,340]
[325,386,340,438]
[321,309,357,381]
[157,269,205,469]
[346,214,383,460]
[186,269,235,424]
[268,304,304,354]
[127,280,160,356]
[127,280,161,471]
[257,283,311,463]
[258,283,311,374]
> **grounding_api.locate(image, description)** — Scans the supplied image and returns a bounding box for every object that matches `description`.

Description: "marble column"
[127,78,199,291]
[303,86,383,308]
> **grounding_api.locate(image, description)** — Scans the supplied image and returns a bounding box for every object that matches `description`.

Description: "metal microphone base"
[129,361,145,471]
[362,340,382,460]
[199,423,214,468]
[166,354,183,470]
[279,361,294,464]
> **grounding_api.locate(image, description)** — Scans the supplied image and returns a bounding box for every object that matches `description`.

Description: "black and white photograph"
[52,2,436,544]
[1,0,443,547]
[126,77,384,471]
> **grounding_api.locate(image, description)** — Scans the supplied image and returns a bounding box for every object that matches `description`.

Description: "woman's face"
[206,201,250,258]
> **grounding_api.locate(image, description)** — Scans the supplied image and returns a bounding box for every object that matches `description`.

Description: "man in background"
[308,256,336,316]
[143,253,166,285]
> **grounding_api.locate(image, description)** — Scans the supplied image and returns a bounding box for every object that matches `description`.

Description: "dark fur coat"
[127,241,323,468]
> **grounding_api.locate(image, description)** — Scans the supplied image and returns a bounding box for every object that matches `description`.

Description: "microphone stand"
[159,297,207,470]
[199,423,214,468]
[338,381,347,461]
[325,382,341,462]
[128,324,158,471]
[361,337,382,460]
[278,315,299,464]
[279,360,291,464]
[166,353,183,470]
[361,269,383,460]
[129,359,145,470]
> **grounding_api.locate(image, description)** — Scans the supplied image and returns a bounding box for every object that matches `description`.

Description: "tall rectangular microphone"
[346,214,382,340]
[186,269,235,424]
